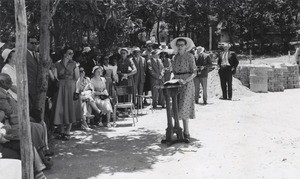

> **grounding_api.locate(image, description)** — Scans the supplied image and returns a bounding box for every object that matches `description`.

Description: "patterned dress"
[172,53,196,121]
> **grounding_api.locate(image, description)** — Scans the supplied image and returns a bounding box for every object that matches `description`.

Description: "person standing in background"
[147,49,165,108]
[26,36,39,112]
[217,42,239,100]
[132,47,147,106]
[194,46,212,104]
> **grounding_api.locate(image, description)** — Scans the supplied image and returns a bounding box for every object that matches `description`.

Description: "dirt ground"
[44,85,300,179]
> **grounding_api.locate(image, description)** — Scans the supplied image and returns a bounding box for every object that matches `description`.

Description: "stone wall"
[234,63,299,92]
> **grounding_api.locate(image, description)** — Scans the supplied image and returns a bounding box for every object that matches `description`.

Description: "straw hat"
[1,49,15,62]
[118,47,130,55]
[170,37,195,53]
[82,47,91,53]
[196,46,205,54]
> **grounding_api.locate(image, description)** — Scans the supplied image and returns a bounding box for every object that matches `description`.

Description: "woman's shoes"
[183,133,190,139]
[55,133,70,141]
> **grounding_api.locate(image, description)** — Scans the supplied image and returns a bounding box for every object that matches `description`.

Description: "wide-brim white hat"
[170,37,195,53]
[118,47,130,55]
[1,48,14,62]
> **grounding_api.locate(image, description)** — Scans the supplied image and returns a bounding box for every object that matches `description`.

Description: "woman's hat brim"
[170,37,195,53]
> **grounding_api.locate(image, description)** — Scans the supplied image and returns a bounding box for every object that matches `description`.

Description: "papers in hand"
[163,79,181,86]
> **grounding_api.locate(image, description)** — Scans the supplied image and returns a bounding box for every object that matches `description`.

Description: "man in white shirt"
[217,42,239,100]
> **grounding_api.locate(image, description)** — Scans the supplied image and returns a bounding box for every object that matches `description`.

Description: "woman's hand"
[121,74,128,81]
[178,79,186,85]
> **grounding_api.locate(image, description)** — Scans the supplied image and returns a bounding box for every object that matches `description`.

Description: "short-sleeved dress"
[91,77,113,114]
[172,53,196,121]
[54,60,82,125]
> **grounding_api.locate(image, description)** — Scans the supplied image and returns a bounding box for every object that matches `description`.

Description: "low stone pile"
[234,63,299,92]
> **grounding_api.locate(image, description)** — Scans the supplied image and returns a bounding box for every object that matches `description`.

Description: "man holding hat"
[217,42,239,100]
[132,47,147,106]
[194,46,212,104]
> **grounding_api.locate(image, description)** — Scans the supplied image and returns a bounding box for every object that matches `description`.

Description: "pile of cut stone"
[234,63,299,92]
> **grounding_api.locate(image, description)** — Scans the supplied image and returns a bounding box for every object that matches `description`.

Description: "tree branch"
[51,0,62,18]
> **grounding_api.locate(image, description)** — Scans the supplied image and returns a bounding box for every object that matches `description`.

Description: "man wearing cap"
[194,46,212,104]
[26,36,40,111]
[217,42,239,100]
[147,49,165,108]
[132,47,147,106]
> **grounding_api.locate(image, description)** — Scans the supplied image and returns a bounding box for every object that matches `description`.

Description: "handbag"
[99,94,109,100]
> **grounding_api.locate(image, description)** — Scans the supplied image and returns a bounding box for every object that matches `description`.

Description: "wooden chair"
[113,85,138,127]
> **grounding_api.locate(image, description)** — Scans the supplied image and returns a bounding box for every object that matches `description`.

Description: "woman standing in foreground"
[170,37,197,139]
[53,47,81,140]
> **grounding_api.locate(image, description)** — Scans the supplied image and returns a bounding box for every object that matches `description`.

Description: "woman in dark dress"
[53,47,81,140]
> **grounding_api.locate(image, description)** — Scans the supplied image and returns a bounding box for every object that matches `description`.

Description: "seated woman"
[89,66,113,126]
[76,67,101,130]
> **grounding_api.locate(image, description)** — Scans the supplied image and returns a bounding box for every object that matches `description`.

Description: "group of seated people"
[0,73,52,179]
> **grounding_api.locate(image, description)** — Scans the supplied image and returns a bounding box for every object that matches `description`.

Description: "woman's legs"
[65,123,72,135]
[182,119,190,136]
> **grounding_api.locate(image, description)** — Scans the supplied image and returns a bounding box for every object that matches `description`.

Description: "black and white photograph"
[0,0,300,178]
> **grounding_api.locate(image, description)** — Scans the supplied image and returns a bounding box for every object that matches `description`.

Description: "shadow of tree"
[44,127,201,179]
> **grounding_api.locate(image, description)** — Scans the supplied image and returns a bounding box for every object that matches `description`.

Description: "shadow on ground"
[44,126,201,179]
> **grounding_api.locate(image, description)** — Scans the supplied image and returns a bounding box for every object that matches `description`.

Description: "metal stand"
[160,84,189,145]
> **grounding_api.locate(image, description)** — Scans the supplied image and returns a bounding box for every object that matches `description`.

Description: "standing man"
[142,40,153,105]
[27,36,39,111]
[147,49,165,108]
[194,46,212,104]
[217,42,239,100]
[132,47,147,106]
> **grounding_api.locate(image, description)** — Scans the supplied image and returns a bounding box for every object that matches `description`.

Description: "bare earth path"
[45,88,300,179]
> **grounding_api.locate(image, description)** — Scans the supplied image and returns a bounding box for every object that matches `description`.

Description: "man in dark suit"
[81,47,97,78]
[147,49,165,108]
[27,37,39,111]
[132,47,147,106]
[217,42,239,100]
[194,46,212,104]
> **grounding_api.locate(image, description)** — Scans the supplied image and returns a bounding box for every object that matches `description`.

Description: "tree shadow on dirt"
[44,127,201,179]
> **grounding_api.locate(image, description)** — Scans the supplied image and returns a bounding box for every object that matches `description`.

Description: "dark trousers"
[218,66,233,99]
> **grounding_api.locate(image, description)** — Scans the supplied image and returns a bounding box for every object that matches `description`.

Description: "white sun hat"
[1,48,15,62]
[170,37,195,53]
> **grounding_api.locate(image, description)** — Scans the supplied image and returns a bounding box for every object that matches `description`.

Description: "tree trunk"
[14,0,34,178]
[38,0,51,122]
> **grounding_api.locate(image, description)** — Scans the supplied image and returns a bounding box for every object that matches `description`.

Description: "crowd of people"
[0,36,240,178]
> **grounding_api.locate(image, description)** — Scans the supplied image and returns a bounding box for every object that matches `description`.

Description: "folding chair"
[113,85,138,127]
[136,93,153,115]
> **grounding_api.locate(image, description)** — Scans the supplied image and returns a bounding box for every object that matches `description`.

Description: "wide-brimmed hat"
[196,46,205,54]
[0,42,4,48]
[118,47,130,55]
[82,47,91,53]
[170,37,195,53]
[1,48,15,62]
